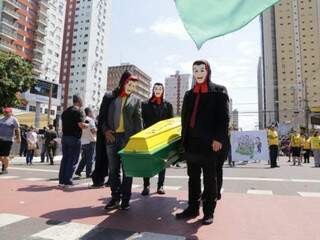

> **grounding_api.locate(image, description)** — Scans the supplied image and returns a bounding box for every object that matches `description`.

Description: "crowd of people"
[268,125,320,168]
[2,59,319,226]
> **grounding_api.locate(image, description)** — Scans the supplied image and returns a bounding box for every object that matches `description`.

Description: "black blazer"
[181,82,230,154]
[142,100,174,128]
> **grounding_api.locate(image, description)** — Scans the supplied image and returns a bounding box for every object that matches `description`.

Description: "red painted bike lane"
[1,179,319,240]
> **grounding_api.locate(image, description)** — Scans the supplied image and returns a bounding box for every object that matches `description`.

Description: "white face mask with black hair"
[193,64,208,84]
[153,85,164,98]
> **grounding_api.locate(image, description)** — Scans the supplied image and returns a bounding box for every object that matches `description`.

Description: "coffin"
[119,117,182,177]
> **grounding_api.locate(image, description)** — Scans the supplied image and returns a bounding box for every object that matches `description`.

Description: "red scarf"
[193,82,208,93]
[151,97,162,105]
[119,89,128,98]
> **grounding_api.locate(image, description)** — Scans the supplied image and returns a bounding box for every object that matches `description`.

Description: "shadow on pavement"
[39,192,201,240]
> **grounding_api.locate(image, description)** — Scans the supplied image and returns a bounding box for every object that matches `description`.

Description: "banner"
[231,130,269,162]
[175,0,280,49]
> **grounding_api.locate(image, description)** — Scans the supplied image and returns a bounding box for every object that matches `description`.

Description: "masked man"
[141,83,173,196]
[102,70,143,210]
[176,60,229,225]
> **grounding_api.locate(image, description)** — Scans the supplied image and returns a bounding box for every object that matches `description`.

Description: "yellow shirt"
[116,97,126,133]
[302,137,311,150]
[310,136,320,150]
[291,134,302,147]
[267,129,279,146]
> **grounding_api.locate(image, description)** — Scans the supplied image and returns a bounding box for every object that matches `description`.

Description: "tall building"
[107,63,152,101]
[260,0,320,129]
[0,0,66,125]
[232,109,239,129]
[60,0,111,110]
[165,71,191,116]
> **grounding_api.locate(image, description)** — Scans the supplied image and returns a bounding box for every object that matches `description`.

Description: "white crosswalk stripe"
[24,177,46,181]
[0,213,28,228]
[247,190,273,195]
[31,222,95,240]
[164,186,182,190]
[0,175,19,179]
[297,192,320,197]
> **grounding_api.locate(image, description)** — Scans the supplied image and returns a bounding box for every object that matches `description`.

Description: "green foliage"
[0,52,36,110]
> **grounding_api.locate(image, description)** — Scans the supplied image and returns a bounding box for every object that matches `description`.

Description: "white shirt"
[81,116,97,145]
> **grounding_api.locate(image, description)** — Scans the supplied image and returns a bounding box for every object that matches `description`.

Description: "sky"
[107,0,262,130]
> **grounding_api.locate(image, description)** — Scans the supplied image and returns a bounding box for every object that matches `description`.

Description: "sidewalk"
[10,155,62,165]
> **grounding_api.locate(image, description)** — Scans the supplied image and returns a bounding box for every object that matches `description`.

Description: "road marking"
[224,177,286,182]
[24,177,46,181]
[0,175,19,179]
[297,192,320,197]
[164,186,182,190]
[247,190,273,195]
[291,179,320,183]
[9,167,58,173]
[128,232,185,240]
[0,213,28,228]
[132,184,142,189]
[31,222,95,240]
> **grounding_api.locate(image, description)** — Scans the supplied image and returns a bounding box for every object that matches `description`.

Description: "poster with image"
[231,130,269,162]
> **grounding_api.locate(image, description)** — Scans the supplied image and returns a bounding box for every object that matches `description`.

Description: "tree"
[0,52,36,111]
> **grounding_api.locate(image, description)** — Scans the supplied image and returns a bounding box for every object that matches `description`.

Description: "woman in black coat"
[141,83,173,196]
[176,60,229,225]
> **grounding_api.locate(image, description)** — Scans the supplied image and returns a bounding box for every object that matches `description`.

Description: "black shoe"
[75,172,82,177]
[90,183,104,189]
[176,207,199,219]
[217,194,222,200]
[157,186,165,195]
[120,201,130,210]
[104,180,110,187]
[104,199,120,210]
[202,215,214,225]
[141,187,150,196]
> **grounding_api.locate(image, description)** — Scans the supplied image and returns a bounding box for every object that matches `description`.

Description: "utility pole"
[47,81,52,125]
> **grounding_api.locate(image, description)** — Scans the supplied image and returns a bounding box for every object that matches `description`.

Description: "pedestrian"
[302,134,311,164]
[141,83,173,196]
[267,124,279,168]
[290,130,302,166]
[75,107,97,178]
[310,131,320,167]
[19,126,27,157]
[26,126,38,165]
[40,127,48,163]
[58,95,88,187]
[45,124,58,165]
[176,60,229,225]
[0,107,21,174]
[103,70,143,210]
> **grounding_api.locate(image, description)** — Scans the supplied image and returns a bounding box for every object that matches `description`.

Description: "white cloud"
[133,27,146,34]
[150,17,189,40]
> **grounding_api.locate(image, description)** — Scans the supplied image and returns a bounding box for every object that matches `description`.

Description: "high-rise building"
[165,71,191,116]
[107,63,152,101]
[260,0,320,129]
[60,0,111,111]
[232,109,239,129]
[0,0,66,125]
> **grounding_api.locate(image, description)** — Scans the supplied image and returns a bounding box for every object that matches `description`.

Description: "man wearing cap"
[0,108,21,174]
[102,70,143,210]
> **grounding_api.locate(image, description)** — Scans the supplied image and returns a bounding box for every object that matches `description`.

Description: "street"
[1,156,320,240]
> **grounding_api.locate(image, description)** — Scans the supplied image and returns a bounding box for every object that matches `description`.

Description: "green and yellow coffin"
[119,117,182,177]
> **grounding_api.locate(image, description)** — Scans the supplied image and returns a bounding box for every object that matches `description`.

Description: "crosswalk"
[0,213,185,240]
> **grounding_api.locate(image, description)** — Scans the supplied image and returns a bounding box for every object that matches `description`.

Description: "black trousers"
[217,156,226,198]
[303,149,310,163]
[187,155,217,216]
[19,141,27,157]
[269,145,278,167]
[143,169,166,188]
[46,144,56,164]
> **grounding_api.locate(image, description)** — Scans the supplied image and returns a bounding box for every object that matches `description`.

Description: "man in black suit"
[102,70,143,210]
[176,60,229,225]
[141,83,173,196]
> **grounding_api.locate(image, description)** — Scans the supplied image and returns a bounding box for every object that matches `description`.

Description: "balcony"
[39,0,49,9]
[1,17,18,30]
[33,46,44,54]
[33,53,44,64]
[36,27,46,36]
[0,40,15,52]
[0,24,17,40]
[3,0,21,9]
[2,7,20,19]
[37,17,48,27]
[34,36,45,45]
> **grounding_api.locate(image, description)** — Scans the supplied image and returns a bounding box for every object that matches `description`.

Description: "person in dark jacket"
[102,70,143,210]
[141,83,174,196]
[176,60,229,225]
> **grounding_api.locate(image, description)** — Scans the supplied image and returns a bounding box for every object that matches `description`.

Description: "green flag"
[175,0,280,49]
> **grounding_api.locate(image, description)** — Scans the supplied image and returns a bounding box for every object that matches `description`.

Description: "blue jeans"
[59,136,81,185]
[106,133,132,202]
[75,142,95,177]
[26,150,34,164]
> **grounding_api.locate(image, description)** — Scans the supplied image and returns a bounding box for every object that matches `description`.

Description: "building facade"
[260,0,320,129]
[107,63,152,101]
[60,0,111,111]
[0,0,66,125]
[165,71,191,116]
